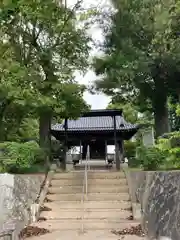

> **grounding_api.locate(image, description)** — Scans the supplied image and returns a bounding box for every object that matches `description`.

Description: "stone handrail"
[81,145,90,233]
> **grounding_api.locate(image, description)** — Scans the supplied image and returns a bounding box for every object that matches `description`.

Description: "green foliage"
[0,46,42,141]
[169,95,180,131]
[134,131,180,171]
[0,141,45,173]
[156,131,180,169]
[107,102,138,123]
[4,117,39,142]
[0,0,90,114]
[93,0,180,137]
[124,141,138,167]
[176,104,180,117]
[0,0,92,147]
[107,100,154,128]
[136,145,166,171]
[157,131,180,148]
[18,118,39,141]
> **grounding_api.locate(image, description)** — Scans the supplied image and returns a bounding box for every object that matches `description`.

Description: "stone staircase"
[29,170,146,239]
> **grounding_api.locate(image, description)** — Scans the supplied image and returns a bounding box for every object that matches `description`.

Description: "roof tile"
[51,116,137,131]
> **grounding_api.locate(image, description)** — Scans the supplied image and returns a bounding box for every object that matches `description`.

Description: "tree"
[0,43,40,140]
[107,102,138,123]
[93,0,180,137]
[5,117,39,142]
[0,0,90,158]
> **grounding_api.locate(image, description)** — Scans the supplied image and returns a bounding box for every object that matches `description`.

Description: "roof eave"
[51,127,138,133]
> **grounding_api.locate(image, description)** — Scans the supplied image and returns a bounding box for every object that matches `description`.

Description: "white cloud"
[76,70,110,109]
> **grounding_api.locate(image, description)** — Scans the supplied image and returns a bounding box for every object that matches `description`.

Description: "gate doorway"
[89,140,105,159]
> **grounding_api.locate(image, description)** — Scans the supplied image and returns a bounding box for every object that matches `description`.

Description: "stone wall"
[0,173,45,238]
[126,170,180,240]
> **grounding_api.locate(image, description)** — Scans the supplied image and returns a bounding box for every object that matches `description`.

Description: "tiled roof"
[51,116,138,132]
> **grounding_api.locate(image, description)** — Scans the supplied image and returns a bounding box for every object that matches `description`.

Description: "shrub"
[176,104,180,116]
[0,141,45,173]
[136,145,166,170]
[124,141,138,167]
[156,131,180,169]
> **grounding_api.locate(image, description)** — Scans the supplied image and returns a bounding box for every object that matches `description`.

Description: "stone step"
[74,166,112,170]
[53,171,126,180]
[40,209,131,220]
[51,178,127,186]
[43,201,132,210]
[26,230,146,240]
[73,162,113,170]
[46,193,130,201]
[48,185,129,194]
[31,219,139,231]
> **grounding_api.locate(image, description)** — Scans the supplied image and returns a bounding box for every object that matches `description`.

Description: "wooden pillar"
[105,140,107,163]
[61,118,68,170]
[118,140,124,164]
[113,115,120,170]
[121,140,125,163]
[80,140,82,163]
[82,142,87,160]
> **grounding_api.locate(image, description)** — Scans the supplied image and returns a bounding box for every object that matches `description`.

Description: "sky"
[68,0,111,110]
[75,70,110,109]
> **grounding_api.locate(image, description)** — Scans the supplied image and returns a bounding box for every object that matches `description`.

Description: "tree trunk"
[0,99,12,141]
[153,97,170,137]
[39,112,51,169]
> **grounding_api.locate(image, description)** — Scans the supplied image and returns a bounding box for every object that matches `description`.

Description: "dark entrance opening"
[82,140,106,160]
[90,140,105,159]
